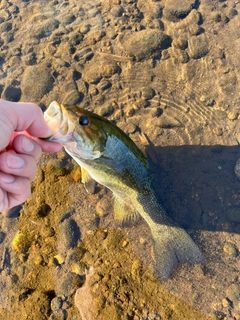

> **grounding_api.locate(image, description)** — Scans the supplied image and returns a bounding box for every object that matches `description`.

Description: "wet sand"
[0,0,240,319]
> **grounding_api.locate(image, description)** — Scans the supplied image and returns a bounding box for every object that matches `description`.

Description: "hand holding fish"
[0,99,62,212]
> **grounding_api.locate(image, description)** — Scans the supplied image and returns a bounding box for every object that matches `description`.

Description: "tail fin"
[152,225,205,281]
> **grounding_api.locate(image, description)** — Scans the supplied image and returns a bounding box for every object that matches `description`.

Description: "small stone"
[40,225,55,238]
[102,62,120,77]
[97,79,111,91]
[72,168,81,182]
[122,240,128,247]
[60,219,81,250]
[125,106,135,117]
[34,19,59,39]
[0,232,5,243]
[54,254,65,265]
[223,242,238,257]
[141,87,155,100]
[163,0,197,21]
[34,255,44,266]
[80,24,90,34]
[36,202,51,218]
[188,25,202,36]
[226,283,240,304]
[151,107,162,117]
[222,298,230,308]
[113,261,121,268]
[135,99,149,108]
[188,35,209,59]
[172,38,188,49]
[227,111,238,120]
[22,52,36,66]
[2,85,21,102]
[51,296,63,312]
[213,127,223,136]
[122,30,172,61]
[110,5,124,17]
[227,8,238,19]
[96,198,109,217]
[62,90,83,105]
[124,123,137,135]
[21,63,54,102]
[97,104,114,117]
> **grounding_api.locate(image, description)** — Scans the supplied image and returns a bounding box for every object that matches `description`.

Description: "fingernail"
[0,173,15,183]
[7,154,25,169]
[22,136,34,152]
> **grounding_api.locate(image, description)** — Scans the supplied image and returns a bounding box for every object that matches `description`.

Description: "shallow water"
[0,0,240,319]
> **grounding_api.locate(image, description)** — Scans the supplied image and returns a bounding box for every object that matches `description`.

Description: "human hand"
[0,99,62,212]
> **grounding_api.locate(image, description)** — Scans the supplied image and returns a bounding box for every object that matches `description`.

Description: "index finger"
[0,100,55,150]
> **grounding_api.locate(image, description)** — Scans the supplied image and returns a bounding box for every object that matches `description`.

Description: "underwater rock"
[188,34,209,59]
[163,0,197,22]
[21,63,54,102]
[121,30,172,61]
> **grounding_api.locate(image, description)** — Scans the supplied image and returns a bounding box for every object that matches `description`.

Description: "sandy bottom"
[0,0,240,319]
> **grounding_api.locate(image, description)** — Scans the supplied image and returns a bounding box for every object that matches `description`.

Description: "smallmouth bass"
[44,101,205,280]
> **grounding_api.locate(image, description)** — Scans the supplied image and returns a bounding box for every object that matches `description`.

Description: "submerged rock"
[121,30,172,61]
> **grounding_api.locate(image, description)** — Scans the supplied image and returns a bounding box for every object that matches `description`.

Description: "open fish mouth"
[43,101,75,143]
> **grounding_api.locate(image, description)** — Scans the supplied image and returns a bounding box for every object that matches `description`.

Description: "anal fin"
[114,196,140,225]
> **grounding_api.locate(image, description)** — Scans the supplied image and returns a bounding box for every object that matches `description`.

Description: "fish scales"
[43,101,205,280]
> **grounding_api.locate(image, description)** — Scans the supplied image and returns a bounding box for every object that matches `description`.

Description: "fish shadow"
[147,143,240,235]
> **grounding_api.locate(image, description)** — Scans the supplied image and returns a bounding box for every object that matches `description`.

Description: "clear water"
[0,0,239,319]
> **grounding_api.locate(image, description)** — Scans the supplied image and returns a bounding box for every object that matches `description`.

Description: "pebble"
[96,104,114,117]
[163,0,197,21]
[172,38,188,50]
[102,62,120,77]
[51,296,63,312]
[110,5,124,17]
[62,90,83,105]
[223,242,238,257]
[157,115,183,128]
[2,85,21,101]
[122,30,172,61]
[188,34,209,59]
[172,47,189,63]
[21,64,54,102]
[227,112,238,120]
[49,310,67,320]
[22,52,37,66]
[97,79,112,91]
[96,198,109,217]
[34,19,60,39]
[0,231,6,243]
[60,219,81,250]
[227,8,238,19]
[226,283,240,304]
[40,225,55,238]
[213,127,223,136]
[36,202,51,218]
[135,99,149,108]
[0,21,12,32]
[141,87,155,100]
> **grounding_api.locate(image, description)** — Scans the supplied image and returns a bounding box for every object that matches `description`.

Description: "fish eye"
[79,115,89,126]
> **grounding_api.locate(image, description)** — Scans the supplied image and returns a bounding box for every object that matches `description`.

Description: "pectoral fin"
[114,196,140,225]
[81,168,96,194]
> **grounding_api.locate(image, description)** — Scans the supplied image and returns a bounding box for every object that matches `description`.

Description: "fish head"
[44,101,107,159]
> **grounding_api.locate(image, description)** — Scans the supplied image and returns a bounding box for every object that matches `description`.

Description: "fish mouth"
[43,101,75,143]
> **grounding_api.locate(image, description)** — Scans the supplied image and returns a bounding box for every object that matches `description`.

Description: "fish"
[43,101,205,281]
